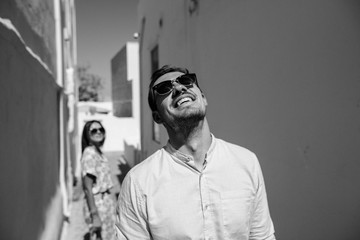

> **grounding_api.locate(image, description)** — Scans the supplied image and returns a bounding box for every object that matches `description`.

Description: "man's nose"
[172,82,187,95]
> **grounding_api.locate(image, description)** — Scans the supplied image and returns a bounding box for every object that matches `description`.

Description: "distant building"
[110,42,141,167]
[112,42,140,119]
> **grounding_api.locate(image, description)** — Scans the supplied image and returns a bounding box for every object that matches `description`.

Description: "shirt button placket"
[200,172,211,239]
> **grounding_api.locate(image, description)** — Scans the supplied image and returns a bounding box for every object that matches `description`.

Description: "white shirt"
[116,136,276,240]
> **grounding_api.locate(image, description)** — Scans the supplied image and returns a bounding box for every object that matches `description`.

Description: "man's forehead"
[154,71,184,85]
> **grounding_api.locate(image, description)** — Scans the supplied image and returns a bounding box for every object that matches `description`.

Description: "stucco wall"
[138,0,360,239]
[0,0,65,239]
[201,2,360,239]
[0,0,56,73]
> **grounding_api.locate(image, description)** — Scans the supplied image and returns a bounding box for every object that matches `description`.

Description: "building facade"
[137,1,360,239]
[0,0,77,239]
[111,42,141,167]
[112,42,140,120]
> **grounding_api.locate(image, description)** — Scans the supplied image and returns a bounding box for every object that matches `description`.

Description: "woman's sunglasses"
[152,73,198,95]
[90,127,105,135]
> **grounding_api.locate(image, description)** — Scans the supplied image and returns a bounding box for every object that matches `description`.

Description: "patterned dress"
[81,146,116,240]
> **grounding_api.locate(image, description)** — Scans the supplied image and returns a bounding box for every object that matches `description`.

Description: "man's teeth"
[177,97,192,106]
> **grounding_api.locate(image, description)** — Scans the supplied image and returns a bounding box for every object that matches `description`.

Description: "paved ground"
[61,191,88,240]
[61,151,128,240]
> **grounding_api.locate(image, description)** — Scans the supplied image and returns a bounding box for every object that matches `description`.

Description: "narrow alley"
[61,152,129,240]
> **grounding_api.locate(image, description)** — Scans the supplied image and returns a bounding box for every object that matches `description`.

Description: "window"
[151,45,159,73]
[151,45,160,143]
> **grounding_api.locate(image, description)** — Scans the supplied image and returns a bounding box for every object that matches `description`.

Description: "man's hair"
[148,65,189,112]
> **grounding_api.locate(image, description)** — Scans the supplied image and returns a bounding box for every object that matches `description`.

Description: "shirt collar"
[164,133,216,163]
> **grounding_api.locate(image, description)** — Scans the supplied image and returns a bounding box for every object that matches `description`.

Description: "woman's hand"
[90,213,102,239]
[91,213,102,229]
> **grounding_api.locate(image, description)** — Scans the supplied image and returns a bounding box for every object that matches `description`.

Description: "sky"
[76,0,139,101]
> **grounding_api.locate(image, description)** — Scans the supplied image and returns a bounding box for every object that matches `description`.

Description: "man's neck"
[168,118,212,168]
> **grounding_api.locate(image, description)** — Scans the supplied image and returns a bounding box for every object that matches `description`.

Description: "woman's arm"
[83,174,102,232]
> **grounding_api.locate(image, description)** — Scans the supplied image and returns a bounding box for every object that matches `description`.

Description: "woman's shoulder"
[82,146,99,159]
[83,145,97,153]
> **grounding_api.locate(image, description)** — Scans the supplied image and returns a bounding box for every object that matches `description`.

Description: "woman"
[81,120,115,240]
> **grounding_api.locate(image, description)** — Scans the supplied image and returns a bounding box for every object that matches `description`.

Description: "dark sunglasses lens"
[90,128,104,135]
[178,75,195,86]
[155,81,173,95]
[153,74,196,95]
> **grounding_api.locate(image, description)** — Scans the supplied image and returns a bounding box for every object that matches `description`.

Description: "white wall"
[77,102,135,151]
[138,1,360,239]
[126,42,141,153]
[80,41,141,176]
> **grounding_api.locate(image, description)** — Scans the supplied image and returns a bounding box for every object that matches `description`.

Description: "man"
[116,65,276,240]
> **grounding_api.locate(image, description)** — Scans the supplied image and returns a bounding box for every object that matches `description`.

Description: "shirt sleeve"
[81,148,98,178]
[249,154,276,240]
[115,173,151,239]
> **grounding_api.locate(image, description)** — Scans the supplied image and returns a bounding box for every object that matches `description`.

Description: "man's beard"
[173,109,206,137]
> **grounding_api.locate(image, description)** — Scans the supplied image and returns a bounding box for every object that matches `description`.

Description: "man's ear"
[201,92,208,106]
[152,111,163,124]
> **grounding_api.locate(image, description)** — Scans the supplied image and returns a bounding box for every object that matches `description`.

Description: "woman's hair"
[147,65,189,112]
[81,120,106,154]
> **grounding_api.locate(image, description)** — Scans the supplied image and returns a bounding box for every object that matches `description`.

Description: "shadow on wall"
[115,158,131,201]
[116,160,131,186]
[123,140,142,167]
[114,141,142,199]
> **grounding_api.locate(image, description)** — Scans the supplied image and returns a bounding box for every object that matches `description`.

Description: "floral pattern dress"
[81,146,116,240]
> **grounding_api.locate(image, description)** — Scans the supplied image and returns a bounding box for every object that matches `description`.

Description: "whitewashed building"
[111,41,141,167]
[137,1,360,239]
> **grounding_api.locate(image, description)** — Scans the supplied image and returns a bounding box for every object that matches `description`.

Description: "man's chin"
[174,111,206,128]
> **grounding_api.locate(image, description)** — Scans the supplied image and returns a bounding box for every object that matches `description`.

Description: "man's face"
[152,71,207,129]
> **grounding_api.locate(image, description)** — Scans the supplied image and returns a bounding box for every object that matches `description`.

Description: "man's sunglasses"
[90,128,105,135]
[152,73,198,95]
